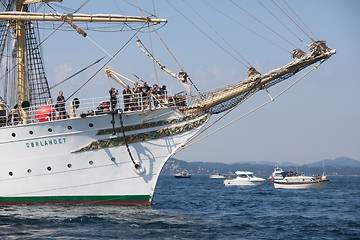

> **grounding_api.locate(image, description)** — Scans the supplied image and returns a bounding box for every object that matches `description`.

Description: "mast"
[1,0,166,123]
[15,0,27,111]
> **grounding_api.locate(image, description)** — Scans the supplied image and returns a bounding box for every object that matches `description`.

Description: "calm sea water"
[0,176,359,239]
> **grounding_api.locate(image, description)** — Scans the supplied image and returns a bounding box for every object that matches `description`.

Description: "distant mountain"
[306,157,360,167]
[161,157,360,176]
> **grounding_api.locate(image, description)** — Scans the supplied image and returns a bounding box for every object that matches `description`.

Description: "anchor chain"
[118,111,140,170]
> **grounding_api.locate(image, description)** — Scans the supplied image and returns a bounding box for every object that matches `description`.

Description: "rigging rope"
[271,0,315,43]
[133,0,202,94]
[282,0,319,41]
[174,59,326,154]
[86,36,142,81]
[66,23,147,101]
[256,0,306,46]
[132,0,185,73]
[202,0,289,54]
[50,56,105,90]
[166,0,246,67]
[229,0,299,50]
[180,88,261,149]
[183,0,251,68]
[118,110,139,168]
[146,28,160,86]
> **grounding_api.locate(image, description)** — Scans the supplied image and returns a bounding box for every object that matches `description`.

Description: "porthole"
[27,169,32,173]
[9,171,13,176]
[11,133,16,137]
[48,128,52,132]
[29,130,34,135]
[89,123,93,127]
[47,166,52,171]
[67,126,72,130]
[111,157,116,162]
[67,164,72,168]
[110,120,114,124]
[89,160,94,165]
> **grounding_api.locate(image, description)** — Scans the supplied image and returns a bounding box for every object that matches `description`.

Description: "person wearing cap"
[56,91,66,119]
[140,81,151,109]
[109,87,118,110]
[133,82,141,110]
[152,84,161,107]
[123,85,132,112]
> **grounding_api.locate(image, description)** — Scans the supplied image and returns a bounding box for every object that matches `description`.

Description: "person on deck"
[123,85,132,112]
[152,84,161,107]
[56,91,66,119]
[109,87,119,110]
[133,82,141,110]
[140,81,151,109]
[159,85,167,103]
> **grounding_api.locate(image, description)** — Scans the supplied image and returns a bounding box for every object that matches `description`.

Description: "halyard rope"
[174,59,327,154]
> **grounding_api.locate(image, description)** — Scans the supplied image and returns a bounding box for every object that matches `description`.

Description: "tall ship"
[0,1,335,205]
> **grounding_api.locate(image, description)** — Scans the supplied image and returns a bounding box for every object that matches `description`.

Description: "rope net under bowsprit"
[177,41,334,115]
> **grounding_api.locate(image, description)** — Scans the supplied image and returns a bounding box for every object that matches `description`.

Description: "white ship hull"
[0,108,208,205]
[273,179,329,189]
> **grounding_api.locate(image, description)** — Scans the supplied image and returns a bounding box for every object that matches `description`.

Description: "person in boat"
[140,81,151,109]
[56,91,66,119]
[123,85,132,112]
[132,82,141,110]
[109,87,118,110]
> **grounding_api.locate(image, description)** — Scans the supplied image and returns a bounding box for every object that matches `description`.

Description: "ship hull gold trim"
[96,113,204,136]
[73,114,209,153]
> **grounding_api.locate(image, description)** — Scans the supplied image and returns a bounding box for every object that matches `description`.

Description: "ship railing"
[0,91,189,127]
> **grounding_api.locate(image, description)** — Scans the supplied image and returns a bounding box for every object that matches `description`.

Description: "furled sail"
[136,40,192,94]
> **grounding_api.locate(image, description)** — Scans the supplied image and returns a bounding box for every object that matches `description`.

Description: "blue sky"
[35,0,359,164]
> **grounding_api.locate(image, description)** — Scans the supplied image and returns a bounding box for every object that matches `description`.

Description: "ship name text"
[26,138,67,148]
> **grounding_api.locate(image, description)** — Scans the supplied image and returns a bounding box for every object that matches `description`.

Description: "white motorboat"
[269,167,284,182]
[224,171,266,186]
[273,172,329,189]
[174,172,191,178]
[210,173,225,179]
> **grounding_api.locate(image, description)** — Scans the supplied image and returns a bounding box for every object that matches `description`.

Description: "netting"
[178,41,333,115]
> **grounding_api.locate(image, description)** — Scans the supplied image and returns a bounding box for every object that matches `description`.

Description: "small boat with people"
[174,171,191,178]
[210,173,225,179]
[273,170,329,189]
[269,166,284,182]
[224,171,266,186]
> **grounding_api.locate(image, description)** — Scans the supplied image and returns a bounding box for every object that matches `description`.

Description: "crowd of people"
[54,82,168,119]
[122,82,167,112]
